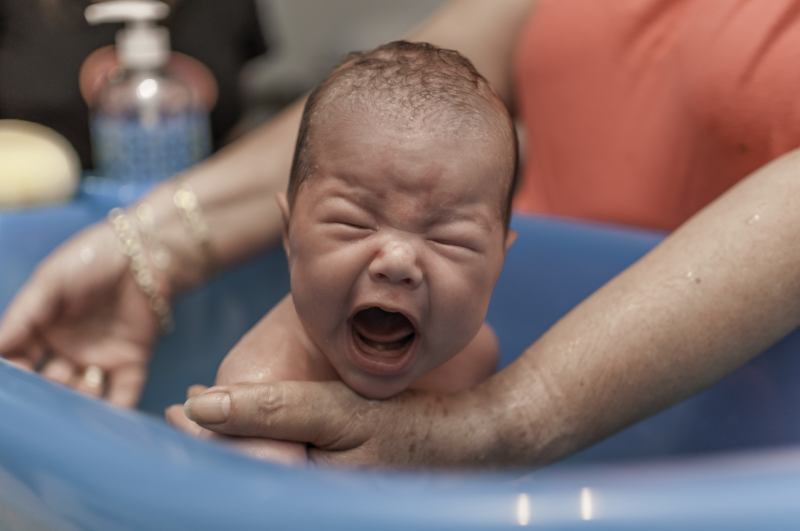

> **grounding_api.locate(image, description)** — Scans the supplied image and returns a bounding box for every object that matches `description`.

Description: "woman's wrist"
[105,177,222,332]
[416,366,569,470]
[132,180,210,295]
[107,207,174,333]
[371,382,541,469]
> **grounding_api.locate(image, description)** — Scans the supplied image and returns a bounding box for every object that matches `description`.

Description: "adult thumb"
[184,380,373,450]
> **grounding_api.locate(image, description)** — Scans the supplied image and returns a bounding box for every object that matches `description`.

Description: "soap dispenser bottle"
[85,0,211,183]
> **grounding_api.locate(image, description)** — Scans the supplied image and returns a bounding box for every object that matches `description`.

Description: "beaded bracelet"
[173,183,217,278]
[135,202,171,272]
[108,208,175,334]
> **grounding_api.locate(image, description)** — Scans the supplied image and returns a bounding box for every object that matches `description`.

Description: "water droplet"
[80,247,95,264]
[747,214,760,225]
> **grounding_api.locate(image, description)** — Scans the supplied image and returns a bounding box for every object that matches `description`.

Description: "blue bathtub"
[2,181,800,530]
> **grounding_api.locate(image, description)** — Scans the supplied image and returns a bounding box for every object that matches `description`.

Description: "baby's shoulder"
[215,295,337,385]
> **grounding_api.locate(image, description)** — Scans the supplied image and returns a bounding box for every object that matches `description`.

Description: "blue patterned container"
[92,109,210,182]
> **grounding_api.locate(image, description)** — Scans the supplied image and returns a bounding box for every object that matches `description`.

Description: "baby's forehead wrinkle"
[312,119,508,216]
[305,90,514,223]
[307,171,369,202]
[372,171,499,233]
[374,194,497,237]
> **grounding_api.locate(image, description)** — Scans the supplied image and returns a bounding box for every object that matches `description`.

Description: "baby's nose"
[369,240,423,288]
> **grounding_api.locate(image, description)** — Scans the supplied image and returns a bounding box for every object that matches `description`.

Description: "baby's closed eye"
[332,219,373,231]
[322,216,376,240]
[426,232,483,254]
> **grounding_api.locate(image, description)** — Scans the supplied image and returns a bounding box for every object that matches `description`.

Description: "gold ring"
[83,365,105,389]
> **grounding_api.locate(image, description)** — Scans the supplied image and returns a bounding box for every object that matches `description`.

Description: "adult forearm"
[409,0,535,108]
[136,99,305,293]
[472,149,800,467]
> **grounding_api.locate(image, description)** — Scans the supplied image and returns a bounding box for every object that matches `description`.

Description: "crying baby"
[171,40,518,464]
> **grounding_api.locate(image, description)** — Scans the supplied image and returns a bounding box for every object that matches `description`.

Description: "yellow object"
[0,120,80,208]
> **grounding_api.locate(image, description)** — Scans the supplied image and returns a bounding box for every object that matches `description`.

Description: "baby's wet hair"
[288,40,518,231]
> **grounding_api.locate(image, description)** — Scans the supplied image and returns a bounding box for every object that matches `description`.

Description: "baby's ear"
[275,192,291,258]
[504,229,517,253]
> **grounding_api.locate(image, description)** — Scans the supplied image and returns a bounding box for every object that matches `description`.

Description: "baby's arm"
[170,295,337,465]
[411,323,499,394]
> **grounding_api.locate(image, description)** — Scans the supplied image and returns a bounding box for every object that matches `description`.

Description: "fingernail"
[185,391,230,424]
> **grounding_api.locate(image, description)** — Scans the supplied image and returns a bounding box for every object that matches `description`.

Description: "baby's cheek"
[441,276,487,321]
[430,283,488,354]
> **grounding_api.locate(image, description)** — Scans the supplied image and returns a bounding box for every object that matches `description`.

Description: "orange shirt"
[513,0,800,230]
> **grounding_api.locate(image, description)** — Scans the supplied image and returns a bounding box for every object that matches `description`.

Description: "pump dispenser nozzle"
[85,1,171,70]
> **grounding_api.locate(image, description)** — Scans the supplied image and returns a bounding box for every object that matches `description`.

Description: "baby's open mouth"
[351,307,416,358]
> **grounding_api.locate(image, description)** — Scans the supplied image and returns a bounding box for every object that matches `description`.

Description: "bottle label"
[91,111,211,182]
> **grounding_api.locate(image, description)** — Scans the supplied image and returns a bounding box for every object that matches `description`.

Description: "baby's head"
[277,41,517,398]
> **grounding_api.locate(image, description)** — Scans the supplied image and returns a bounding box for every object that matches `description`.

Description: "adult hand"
[182,380,522,469]
[169,384,309,465]
[0,221,160,407]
